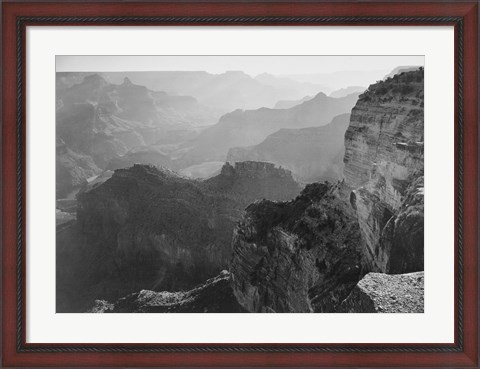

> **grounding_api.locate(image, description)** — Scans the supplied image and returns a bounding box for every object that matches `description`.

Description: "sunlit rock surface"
[339,271,424,313]
[344,69,424,273]
[89,271,245,313]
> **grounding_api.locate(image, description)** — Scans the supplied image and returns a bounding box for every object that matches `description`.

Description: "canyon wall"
[231,69,424,312]
[344,68,424,272]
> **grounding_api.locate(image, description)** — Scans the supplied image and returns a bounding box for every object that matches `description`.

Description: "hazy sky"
[56,55,424,77]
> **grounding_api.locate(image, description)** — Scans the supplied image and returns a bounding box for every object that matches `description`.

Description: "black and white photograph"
[56,55,425,314]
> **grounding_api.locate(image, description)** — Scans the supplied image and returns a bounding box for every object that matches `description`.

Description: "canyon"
[57,162,300,312]
[179,92,359,167]
[230,68,424,313]
[227,113,350,183]
[56,67,424,314]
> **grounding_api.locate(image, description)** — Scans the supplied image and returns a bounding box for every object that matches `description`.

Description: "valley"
[56,65,424,313]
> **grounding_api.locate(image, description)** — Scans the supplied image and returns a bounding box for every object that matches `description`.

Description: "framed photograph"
[2,1,478,367]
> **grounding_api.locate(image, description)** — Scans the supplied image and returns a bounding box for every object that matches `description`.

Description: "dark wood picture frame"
[2,1,478,367]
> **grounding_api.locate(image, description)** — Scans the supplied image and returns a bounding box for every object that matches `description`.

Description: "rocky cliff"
[226,114,350,183]
[231,182,364,313]
[57,162,300,312]
[344,68,424,272]
[230,69,424,313]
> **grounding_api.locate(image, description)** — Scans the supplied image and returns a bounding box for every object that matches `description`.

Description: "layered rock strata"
[344,68,424,273]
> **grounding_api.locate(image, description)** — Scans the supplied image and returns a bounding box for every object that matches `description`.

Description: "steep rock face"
[339,271,424,313]
[230,69,424,313]
[58,162,300,312]
[231,182,364,313]
[226,114,350,183]
[377,173,424,273]
[90,271,246,313]
[344,69,423,191]
[344,69,424,272]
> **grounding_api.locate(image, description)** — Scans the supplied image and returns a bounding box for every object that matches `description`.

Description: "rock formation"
[230,68,424,313]
[205,161,301,204]
[231,182,365,313]
[57,162,300,312]
[344,68,424,272]
[89,270,246,313]
[226,113,350,183]
[339,271,424,313]
[61,68,425,314]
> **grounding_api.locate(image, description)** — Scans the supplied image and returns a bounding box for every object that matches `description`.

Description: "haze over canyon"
[56,61,424,313]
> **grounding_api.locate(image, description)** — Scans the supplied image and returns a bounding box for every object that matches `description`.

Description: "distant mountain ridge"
[97,71,328,112]
[56,73,217,197]
[329,86,366,98]
[178,92,360,167]
[226,113,351,183]
[383,66,421,80]
[273,96,312,109]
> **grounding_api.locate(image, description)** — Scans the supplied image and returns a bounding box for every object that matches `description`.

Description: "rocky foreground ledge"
[88,270,246,313]
[339,271,424,313]
[89,269,424,314]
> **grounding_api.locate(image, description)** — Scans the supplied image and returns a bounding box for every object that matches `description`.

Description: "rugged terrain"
[227,113,350,183]
[180,92,359,166]
[344,68,424,272]
[231,182,364,313]
[89,270,246,313]
[102,71,327,112]
[56,74,216,197]
[57,162,300,312]
[229,68,424,313]
[59,68,425,314]
[339,271,424,313]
